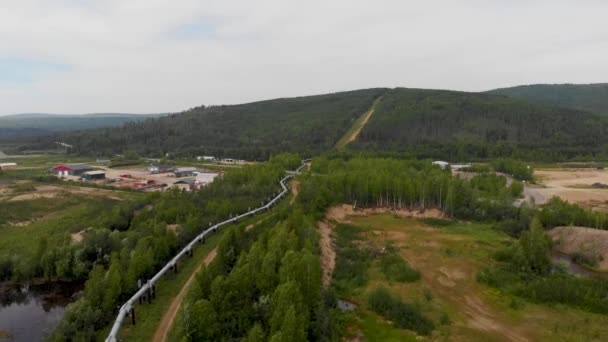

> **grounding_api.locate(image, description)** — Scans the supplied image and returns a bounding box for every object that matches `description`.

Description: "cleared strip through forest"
[105,159,310,342]
[335,95,383,150]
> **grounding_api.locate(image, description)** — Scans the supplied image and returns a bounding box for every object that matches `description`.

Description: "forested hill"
[488,83,608,114]
[350,88,608,160]
[47,88,386,159]
[0,113,164,139]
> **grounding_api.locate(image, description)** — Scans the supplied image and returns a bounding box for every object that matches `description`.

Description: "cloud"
[0,57,72,85]
[0,0,607,114]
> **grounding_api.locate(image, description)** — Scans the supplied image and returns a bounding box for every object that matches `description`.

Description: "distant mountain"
[39,89,387,159]
[488,83,608,114]
[0,113,166,139]
[18,87,608,161]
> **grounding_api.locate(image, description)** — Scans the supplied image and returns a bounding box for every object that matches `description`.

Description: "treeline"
[22,89,386,160]
[491,158,533,181]
[350,88,608,161]
[48,154,301,341]
[298,156,524,224]
[174,206,332,341]
[479,218,608,314]
[489,83,608,114]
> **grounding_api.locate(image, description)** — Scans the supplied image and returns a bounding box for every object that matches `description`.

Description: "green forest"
[28,89,385,160]
[14,86,608,162]
[350,88,608,160]
[2,154,301,341]
[489,83,608,114]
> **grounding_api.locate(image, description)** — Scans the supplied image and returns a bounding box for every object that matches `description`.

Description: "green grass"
[0,195,124,257]
[335,96,383,150]
[341,310,417,342]
[0,154,95,168]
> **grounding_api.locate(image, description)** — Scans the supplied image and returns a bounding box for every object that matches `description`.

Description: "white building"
[432,161,450,169]
[197,156,216,162]
[195,172,218,186]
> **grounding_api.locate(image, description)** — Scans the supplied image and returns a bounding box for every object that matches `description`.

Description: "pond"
[551,250,599,278]
[0,282,82,342]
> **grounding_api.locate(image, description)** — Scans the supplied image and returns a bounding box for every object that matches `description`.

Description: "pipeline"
[105,159,310,342]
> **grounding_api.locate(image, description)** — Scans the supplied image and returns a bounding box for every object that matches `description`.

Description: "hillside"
[19,87,608,161]
[0,113,164,139]
[40,89,386,159]
[489,83,608,114]
[350,88,608,160]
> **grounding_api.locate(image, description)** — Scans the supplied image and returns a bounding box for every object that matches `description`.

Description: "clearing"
[289,179,300,205]
[548,226,608,270]
[524,168,608,210]
[335,96,383,150]
[328,208,608,341]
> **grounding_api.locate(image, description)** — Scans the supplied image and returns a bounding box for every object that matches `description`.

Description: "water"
[551,251,599,278]
[337,299,358,311]
[0,282,81,342]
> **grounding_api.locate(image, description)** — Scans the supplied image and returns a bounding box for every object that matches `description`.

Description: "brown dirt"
[166,224,180,234]
[289,180,300,205]
[319,205,447,288]
[463,296,528,342]
[70,227,92,243]
[529,169,608,209]
[152,248,217,342]
[318,220,336,288]
[326,204,446,222]
[8,185,124,201]
[547,226,608,270]
[344,211,532,341]
[346,108,375,144]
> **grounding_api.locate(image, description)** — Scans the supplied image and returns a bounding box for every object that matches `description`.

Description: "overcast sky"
[1,0,607,115]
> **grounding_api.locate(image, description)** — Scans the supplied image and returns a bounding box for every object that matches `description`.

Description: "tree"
[514,217,551,275]
[104,253,123,311]
[242,323,265,342]
[84,264,106,307]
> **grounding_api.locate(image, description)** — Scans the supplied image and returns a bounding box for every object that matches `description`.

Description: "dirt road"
[152,248,217,342]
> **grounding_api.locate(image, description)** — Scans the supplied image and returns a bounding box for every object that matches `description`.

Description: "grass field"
[333,213,608,341]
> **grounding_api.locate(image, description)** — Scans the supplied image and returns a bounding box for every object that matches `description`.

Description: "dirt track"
[152,248,217,342]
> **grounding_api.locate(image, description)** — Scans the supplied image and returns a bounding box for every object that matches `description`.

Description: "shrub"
[367,287,435,335]
[379,246,420,283]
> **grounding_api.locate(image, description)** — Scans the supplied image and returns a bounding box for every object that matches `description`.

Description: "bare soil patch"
[344,212,532,341]
[166,224,180,234]
[318,220,336,288]
[319,205,447,288]
[530,169,608,209]
[326,204,446,222]
[289,180,300,205]
[547,226,608,270]
[71,227,92,243]
[8,184,124,202]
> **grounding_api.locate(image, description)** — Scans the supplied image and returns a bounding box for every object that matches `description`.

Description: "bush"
[332,224,371,293]
[492,159,534,181]
[513,275,608,314]
[367,287,435,335]
[379,246,420,283]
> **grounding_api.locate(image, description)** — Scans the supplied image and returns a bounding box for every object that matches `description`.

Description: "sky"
[1,0,607,115]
